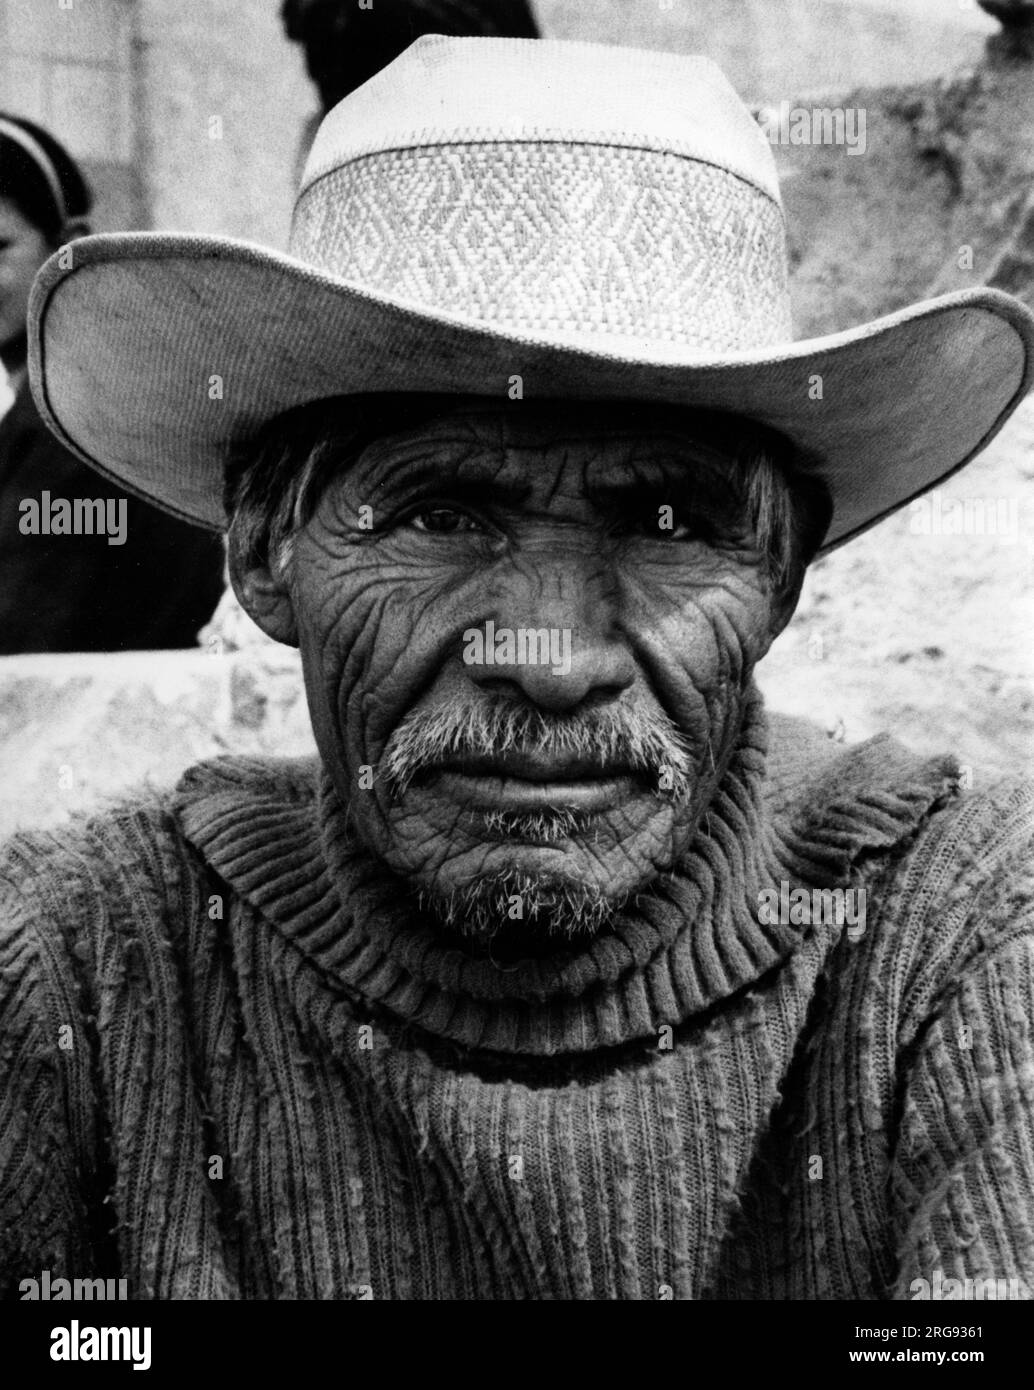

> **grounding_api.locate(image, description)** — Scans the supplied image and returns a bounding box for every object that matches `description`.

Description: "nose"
[465,557,636,713]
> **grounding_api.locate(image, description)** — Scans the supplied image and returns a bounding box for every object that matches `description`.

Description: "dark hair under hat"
[0,114,92,242]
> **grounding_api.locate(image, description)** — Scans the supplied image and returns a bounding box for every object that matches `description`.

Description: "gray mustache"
[381,699,694,798]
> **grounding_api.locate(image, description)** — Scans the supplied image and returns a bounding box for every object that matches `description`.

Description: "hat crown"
[301,35,781,207]
[291,36,792,359]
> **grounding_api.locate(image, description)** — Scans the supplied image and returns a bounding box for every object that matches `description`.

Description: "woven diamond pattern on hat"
[290,143,791,354]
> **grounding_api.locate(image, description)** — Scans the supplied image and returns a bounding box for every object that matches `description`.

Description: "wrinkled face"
[255,402,801,944]
[0,198,51,353]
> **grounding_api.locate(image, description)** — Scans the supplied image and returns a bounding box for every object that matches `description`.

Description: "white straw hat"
[27,35,1034,551]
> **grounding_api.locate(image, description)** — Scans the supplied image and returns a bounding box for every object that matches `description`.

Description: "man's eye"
[660,519,701,541]
[408,507,482,535]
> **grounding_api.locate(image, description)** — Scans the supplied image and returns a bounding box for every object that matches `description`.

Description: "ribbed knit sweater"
[2,696,1033,1300]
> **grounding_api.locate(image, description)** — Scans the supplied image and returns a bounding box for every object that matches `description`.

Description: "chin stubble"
[382,696,695,945]
[417,868,626,945]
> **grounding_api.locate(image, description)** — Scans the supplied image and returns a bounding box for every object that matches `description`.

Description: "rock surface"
[758,396,1034,788]
[0,647,314,838]
[775,59,1034,338]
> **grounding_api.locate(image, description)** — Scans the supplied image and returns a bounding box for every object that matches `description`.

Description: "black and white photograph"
[1,0,1032,1357]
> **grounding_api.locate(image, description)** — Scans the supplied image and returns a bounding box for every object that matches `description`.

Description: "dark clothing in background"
[282,0,540,112]
[0,387,224,653]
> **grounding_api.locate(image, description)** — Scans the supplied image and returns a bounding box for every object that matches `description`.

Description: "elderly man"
[2,38,1033,1302]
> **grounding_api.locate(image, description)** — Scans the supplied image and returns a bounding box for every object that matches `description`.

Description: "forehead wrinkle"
[484,414,678,504]
[340,406,746,510]
[343,423,517,499]
[598,437,740,493]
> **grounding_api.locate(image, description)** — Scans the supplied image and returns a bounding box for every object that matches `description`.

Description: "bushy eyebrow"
[585,450,740,505]
[352,437,738,510]
[353,456,534,509]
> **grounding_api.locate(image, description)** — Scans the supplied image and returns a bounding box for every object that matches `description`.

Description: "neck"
[308,683,802,1055]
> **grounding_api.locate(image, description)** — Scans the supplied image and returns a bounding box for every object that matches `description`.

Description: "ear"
[228,549,300,648]
[754,565,806,660]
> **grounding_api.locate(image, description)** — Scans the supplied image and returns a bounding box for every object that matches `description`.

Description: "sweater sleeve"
[889,787,1034,1300]
[0,832,109,1296]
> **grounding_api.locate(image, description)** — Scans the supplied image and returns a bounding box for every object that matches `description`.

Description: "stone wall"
[0,0,144,232]
[135,0,313,246]
[0,0,314,246]
[0,646,315,838]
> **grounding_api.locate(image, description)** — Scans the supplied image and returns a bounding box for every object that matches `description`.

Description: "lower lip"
[429,770,640,813]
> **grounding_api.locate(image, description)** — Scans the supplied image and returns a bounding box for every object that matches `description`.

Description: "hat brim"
[27,231,1034,553]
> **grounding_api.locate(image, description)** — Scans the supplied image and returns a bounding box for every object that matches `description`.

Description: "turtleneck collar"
[174,689,960,1057]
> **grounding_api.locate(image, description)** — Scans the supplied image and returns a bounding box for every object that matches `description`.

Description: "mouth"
[418,752,645,813]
